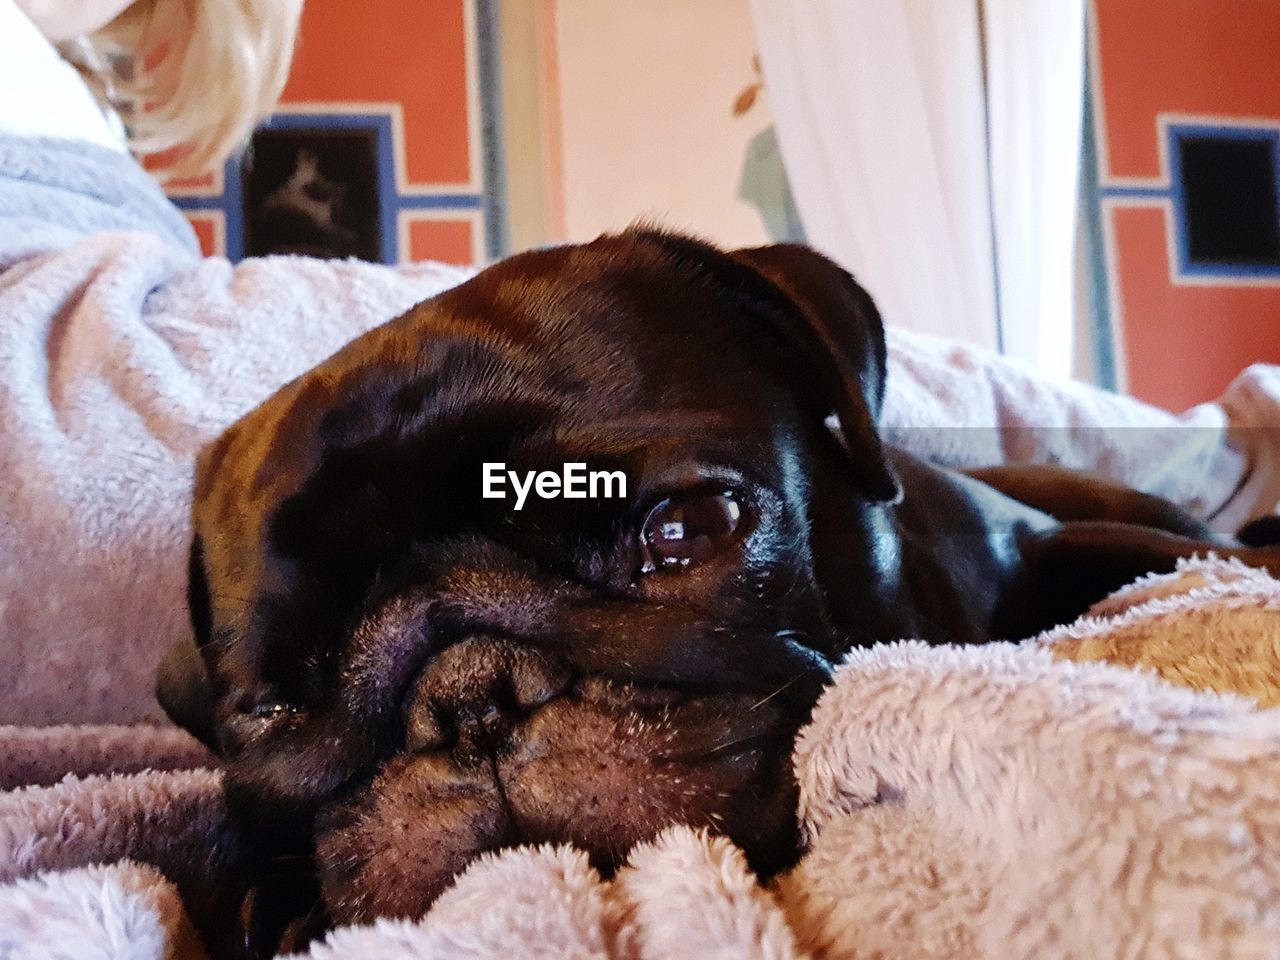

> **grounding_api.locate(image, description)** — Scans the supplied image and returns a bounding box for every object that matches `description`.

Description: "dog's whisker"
[706,731,769,755]
[749,674,803,712]
[665,731,772,764]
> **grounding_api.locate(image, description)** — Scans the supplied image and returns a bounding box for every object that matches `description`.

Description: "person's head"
[19,0,303,179]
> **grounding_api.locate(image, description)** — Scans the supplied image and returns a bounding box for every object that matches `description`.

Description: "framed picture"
[242,128,383,261]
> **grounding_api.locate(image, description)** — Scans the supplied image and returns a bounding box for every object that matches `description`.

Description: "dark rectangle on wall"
[243,129,383,262]
[1179,134,1280,266]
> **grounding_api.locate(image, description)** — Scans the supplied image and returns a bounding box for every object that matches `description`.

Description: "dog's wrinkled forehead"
[191,234,792,591]
[210,244,751,475]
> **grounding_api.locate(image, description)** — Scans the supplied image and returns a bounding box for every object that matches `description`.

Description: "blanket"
[0,134,473,726]
[3,134,1276,726]
[1,555,1278,959]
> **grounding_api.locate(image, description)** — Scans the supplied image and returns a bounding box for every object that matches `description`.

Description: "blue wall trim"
[474,0,509,260]
[172,109,486,263]
[1098,122,1280,281]
[1080,40,1117,390]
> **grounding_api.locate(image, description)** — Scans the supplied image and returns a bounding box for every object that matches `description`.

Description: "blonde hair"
[63,0,304,180]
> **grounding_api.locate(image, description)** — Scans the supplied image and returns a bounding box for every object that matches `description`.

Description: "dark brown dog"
[157,229,1276,950]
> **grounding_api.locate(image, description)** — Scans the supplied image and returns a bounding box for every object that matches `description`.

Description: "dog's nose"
[404,637,571,759]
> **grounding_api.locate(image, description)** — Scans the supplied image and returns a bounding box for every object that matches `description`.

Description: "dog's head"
[159,230,899,929]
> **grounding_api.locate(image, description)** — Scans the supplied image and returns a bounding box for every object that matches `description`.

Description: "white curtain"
[983,0,1086,378]
[749,0,1085,379]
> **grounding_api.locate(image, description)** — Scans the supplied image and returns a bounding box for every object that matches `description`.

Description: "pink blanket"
[0,558,1278,958]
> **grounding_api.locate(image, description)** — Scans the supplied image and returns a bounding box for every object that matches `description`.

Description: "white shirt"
[0,0,126,150]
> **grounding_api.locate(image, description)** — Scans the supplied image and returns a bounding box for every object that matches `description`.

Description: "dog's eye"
[239,700,303,726]
[640,492,742,571]
[246,701,297,719]
[223,698,305,750]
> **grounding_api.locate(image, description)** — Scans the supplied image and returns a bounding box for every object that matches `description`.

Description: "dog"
[157,229,1277,950]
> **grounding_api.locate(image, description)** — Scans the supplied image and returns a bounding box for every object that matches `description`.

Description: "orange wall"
[169,0,482,265]
[1094,0,1280,409]
[282,0,472,187]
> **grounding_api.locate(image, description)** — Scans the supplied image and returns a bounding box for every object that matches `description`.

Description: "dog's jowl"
[157,228,1278,945]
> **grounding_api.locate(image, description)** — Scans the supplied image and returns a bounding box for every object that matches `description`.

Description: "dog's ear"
[155,536,219,750]
[730,243,900,503]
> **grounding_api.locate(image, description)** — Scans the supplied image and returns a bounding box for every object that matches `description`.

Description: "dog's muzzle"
[403,637,572,761]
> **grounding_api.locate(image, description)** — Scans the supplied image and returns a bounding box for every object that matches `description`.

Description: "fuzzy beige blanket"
[1,555,1278,959]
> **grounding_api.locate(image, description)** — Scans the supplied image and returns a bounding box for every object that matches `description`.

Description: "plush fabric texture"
[0,557,1276,958]
[1049,556,1280,707]
[0,767,235,888]
[0,725,210,790]
[783,640,1280,959]
[0,862,204,960]
[0,134,472,724]
[878,329,1264,526]
[2,132,1275,725]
